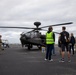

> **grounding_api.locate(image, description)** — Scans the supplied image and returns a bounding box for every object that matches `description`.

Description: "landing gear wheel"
[37,45,41,49]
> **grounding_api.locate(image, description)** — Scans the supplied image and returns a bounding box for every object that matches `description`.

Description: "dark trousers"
[46,44,53,60]
[69,44,74,55]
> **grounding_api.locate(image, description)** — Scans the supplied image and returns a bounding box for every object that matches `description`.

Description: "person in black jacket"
[69,33,75,55]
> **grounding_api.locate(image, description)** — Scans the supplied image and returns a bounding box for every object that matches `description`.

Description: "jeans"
[46,44,53,60]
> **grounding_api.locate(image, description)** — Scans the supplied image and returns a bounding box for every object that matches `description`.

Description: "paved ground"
[0,45,76,75]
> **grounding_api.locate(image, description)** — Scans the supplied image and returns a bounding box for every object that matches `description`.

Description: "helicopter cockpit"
[21,31,41,39]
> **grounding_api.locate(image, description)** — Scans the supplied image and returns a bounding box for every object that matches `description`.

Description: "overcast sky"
[0,0,76,44]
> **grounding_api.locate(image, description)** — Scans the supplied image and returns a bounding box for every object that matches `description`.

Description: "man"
[59,26,71,62]
[45,26,55,61]
[69,33,75,55]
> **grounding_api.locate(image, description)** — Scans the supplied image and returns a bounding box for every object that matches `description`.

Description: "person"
[5,40,9,48]
[41,45,45,53]
[59,26,71,62]
[45,26,55,61]
[0,35,4,54]
[58,34,62,55]
[69,33,75,55]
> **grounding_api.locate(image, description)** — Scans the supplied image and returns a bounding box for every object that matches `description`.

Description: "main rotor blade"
[53,32,60,34]
[40,29,47,31]
[0,26,35,29]
[40,22,73,28]
[26,30,34,33]
[40,29,60,34]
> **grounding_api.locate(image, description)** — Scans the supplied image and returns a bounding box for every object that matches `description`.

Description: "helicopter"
[0,21,73,50]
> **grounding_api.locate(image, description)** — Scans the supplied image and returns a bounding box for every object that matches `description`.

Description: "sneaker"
[68,60,71,62]
[2,49,4,50]
[44,58,47,61]
[53,54,56,56]
[72,54,74,56]
[59,59,64,62]
[49,59,53,62]
[0,54,1,55]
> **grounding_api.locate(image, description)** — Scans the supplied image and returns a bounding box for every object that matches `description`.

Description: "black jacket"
[69,36,75,45]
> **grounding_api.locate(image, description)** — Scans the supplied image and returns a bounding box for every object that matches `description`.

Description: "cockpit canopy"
[21,31,41,38]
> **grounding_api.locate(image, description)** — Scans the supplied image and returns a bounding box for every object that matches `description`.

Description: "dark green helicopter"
[0,22,73,50]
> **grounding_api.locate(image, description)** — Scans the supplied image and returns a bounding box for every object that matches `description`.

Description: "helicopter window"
[26,33,31,38]
[30,32,35,38]
[32,32,41,38]
[26,31,37,38]
[23,31,41,38]
[34,32,37,37]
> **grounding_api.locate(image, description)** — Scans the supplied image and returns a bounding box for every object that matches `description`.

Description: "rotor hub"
[34,22,41,28]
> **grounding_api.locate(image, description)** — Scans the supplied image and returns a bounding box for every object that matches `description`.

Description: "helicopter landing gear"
[37,45,41,49]
[27,44,32,50]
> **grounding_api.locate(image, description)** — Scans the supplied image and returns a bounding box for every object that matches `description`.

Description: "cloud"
[0,0,76,44]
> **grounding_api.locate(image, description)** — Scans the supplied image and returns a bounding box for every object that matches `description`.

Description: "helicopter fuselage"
[20,31,46,49]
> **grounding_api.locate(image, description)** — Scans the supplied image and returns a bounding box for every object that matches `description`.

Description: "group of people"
[58,32,75,56]
[45,26,75,62]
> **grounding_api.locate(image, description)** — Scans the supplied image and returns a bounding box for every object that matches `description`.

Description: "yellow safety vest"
[46,32,54,44]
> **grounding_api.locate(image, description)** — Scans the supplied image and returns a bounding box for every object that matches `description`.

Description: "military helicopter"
[0,21,73,50]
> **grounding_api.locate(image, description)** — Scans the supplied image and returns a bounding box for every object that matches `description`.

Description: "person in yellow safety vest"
[45,26,55,61]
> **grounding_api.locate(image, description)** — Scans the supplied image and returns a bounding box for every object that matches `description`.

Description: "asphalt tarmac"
[0,45,76,75]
